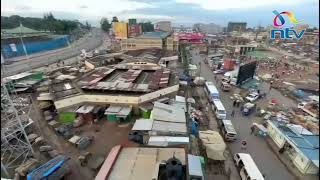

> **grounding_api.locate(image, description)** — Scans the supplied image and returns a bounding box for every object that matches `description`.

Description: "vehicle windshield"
[248,94,256,98]
[219,110,226,114]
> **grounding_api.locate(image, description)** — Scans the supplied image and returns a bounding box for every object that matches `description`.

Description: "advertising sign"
[10,43,17,52]
[270,10,305,40]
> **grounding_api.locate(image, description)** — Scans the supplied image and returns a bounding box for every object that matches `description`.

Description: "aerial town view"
[1,0,319,180]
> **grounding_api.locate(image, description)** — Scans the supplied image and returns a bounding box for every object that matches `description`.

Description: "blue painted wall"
[1,35,70,59]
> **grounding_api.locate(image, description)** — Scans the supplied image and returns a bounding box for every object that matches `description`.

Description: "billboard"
[236,61,257,85]
[113,22,128,39]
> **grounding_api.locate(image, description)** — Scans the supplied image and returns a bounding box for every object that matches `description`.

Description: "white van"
[221,82,231,92]
[220,120,237,141]
[212,99,227,119]
[234,153,264,180]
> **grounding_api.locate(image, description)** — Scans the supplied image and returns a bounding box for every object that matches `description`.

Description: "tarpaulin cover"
[199,130,226,160]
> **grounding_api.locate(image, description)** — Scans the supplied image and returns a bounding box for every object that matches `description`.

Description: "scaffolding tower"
[1,63,34,177]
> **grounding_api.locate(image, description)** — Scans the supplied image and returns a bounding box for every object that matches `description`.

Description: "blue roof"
[137,31,170,39]
[270,121,319,167]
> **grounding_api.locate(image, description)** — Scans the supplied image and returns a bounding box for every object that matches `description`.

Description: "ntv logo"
[270,10,305,40]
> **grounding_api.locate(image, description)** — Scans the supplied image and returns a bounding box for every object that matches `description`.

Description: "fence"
[1,36,70,59]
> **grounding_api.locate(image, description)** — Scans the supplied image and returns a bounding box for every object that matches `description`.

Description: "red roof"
[95,145,122,180]
[174,32,205,40]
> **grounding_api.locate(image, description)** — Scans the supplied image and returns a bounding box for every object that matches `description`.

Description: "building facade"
[267,121,319,175]
[193,23,222,34]
[155,21,172,32]
[227,22,247,32]
[128,25,142,38]
[120,31,178,51]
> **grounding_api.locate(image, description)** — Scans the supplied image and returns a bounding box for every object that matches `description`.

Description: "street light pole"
[198,61,201,78]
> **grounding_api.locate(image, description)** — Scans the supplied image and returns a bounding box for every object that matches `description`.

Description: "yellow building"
[113,22,128,39]
[120,31,179,51]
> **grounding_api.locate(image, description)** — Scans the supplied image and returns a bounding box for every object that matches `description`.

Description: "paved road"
[190,49,296,180]
[2,28,104,77]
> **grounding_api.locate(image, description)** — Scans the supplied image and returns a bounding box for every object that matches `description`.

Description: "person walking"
[231,109,235,117]
[250,125,255,134]
[233,100,237,107]
[269,81,273,91]
[241,140,247,150]
[236,100,241,108]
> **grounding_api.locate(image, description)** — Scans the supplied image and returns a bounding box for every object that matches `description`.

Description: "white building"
[267,120,319,175]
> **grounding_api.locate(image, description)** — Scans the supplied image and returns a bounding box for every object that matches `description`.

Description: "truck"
[188,64,198,80]
[224,69,238,85]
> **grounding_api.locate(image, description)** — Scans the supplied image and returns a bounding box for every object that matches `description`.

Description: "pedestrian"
[233,100,237,107]
[250,125,255,134]
[241,140,247,150]
[236,100,241,108]
[231,109,235,117]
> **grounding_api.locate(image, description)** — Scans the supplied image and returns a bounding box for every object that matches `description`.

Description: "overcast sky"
[1,0,319,27]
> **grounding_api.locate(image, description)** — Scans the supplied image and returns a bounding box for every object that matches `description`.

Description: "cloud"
[175,0,316,10]
[117,13,175,22]
[1,0,154,18]
[1,0,318,27]
[79,5,88,9]
[14,5,32,11]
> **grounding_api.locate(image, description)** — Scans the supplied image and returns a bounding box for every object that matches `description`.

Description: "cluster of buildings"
[2,17,319,180]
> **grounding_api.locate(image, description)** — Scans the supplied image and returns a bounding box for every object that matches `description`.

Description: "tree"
[1,14,84,34]
[100,18,111,32]
[85,21,91,30]
[112,16,119,23]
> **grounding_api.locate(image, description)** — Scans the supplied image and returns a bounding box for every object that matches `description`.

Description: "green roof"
[1,25,46,34]
[137,31,170,39]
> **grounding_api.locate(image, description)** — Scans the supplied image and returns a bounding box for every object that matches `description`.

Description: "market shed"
[105,105,133,123]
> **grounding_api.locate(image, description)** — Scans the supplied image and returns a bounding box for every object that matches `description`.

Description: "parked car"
[297,102,308,109]
[213,69,225,74]
[85,52,93,58]
[245,93,260,102]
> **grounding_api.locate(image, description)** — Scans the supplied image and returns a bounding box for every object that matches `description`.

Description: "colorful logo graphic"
[270,10,305,40]
[272,10,303,27]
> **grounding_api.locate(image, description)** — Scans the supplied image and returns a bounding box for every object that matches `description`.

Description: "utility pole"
[19,23,30,62]
[198,61,202,78]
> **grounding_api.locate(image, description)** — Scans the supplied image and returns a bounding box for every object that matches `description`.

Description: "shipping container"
[128,19,137,25]
[223,59,235,71]
[106,114,118,122]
